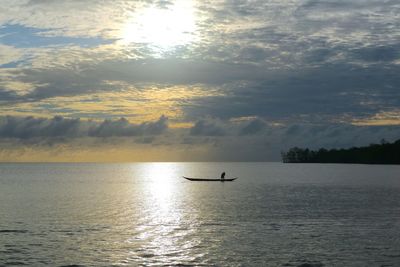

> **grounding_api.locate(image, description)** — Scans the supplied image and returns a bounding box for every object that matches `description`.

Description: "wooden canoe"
[183,176,238,182]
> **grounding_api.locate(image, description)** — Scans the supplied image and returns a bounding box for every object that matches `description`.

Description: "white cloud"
[0,44,23,65]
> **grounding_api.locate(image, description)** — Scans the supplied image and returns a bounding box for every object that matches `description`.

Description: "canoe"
[183,176,238,182]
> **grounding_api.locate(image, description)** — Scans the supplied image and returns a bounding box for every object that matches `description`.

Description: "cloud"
[1,0,399,118]
[183,64,400,122]
[0,0,400,162]
[0,115,168,140]
[0,89,19,101]
[350,45,400,63]
[239,118,267,135]
[190,118,226,136]
[0,1,127,39]
[0,114,399,161]
[0,115,82,139]
[0,44,23,66]
[89,115,168,137]
[0,58,266,104]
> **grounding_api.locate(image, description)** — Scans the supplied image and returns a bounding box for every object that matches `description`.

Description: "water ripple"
[0,163,400,266]
[0,230,28,234]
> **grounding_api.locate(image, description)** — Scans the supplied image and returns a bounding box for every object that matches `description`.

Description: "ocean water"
[0,162,400,266]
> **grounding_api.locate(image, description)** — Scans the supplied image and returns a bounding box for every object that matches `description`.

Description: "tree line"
[281,139,400,164]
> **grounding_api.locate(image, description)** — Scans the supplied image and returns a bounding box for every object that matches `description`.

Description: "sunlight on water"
[124,163,197,265]
[141,162,177,202]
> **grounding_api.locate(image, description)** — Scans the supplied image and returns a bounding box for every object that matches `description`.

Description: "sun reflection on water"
[123,163,202,264]
[142,162,177,207]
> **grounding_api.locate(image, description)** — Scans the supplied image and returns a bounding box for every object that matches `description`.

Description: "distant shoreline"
[282,139,400,164]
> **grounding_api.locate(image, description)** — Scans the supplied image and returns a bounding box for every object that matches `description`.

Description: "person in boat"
[220,172,226,180]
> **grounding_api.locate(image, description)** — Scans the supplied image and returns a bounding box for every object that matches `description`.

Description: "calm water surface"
[0,163,400,266]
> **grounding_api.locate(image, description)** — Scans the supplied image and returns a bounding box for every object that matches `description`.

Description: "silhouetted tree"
[281,138,400,164]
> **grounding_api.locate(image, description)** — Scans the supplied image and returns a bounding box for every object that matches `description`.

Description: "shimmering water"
[0,163,400,266]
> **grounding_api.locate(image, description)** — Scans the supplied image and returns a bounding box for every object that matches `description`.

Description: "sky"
[0,0,399,162]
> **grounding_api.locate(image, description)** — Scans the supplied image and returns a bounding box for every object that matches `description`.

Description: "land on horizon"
[282,139,400,164]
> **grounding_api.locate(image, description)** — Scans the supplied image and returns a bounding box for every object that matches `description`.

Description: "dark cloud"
[190,119,226,136]
[89,115,168,137]
[0,59,266,103]
[0,89,19,102]
[183,64,400,122]
[239,118,267,135]
[188,118,400,160]
[0,115,168,140]
[279,123,400,151]
[0,115,82,139]
[188,116,400,148]
[351,45,400,62]
[0,114,399,161]
[91,59,264,85]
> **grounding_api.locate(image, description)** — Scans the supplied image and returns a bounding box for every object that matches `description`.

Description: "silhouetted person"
[220,172,226,180]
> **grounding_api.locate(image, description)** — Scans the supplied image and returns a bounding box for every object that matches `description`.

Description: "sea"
[0,162,399,266]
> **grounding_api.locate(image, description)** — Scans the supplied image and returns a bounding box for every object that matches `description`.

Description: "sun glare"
[141,163,178,201]
[120,1,197,49]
